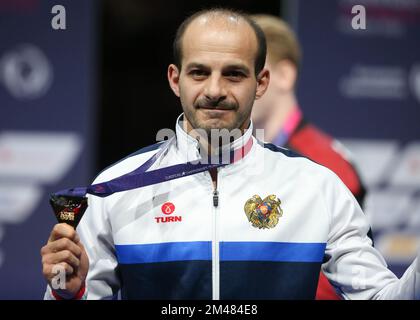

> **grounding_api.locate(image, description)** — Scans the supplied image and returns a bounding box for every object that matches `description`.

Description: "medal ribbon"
[53,136,253,198]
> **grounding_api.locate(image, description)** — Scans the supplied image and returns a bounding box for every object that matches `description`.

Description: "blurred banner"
[0,0,96,298]
[296,0,420,276]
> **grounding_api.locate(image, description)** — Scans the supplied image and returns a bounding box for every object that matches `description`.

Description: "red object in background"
[287,119,366,300]
[316,273,340,300]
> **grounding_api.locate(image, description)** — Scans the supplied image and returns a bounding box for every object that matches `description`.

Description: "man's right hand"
[41,223,89,299]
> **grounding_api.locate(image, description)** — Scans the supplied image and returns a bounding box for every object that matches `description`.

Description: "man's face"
[168,16,269,135]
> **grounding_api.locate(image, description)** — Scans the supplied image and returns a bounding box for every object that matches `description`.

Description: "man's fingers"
[77,241,85,251]
[42,250,80,270]
[56,262,74,276]
[43,262,74,280]
[45,238,82,258]
[48,223,77,242]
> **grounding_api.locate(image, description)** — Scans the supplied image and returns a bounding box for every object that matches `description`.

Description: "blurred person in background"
[251,14,368,300]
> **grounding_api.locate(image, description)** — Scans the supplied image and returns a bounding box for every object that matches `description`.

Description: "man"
[41,8,419,300]
[250,14,367,300]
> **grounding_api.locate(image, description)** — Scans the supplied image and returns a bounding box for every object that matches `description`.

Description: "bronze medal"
[49,194,88,229]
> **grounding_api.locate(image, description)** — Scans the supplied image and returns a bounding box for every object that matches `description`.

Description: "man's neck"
[258,94,298,142]
[182,116,249,154]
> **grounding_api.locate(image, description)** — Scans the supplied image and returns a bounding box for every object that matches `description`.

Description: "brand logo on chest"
[155,202,182,223]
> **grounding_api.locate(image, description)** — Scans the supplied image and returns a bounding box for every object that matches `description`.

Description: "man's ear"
[255,68,270,100]
[167,64,180,97]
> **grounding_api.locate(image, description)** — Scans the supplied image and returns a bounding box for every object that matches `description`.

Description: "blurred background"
[0,0,419,299]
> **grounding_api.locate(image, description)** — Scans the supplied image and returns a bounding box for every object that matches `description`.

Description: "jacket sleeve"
[321,168,420,299]
[44,193,120,300]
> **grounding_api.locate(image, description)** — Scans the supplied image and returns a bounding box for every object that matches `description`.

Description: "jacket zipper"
[212,179,220,300]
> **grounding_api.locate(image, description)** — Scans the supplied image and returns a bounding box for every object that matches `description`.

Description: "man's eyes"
[224,71,246,79]
[189,70,208,78]
[187,69,247,80]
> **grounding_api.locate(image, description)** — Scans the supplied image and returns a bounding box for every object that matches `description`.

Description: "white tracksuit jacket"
[45,115,420,300]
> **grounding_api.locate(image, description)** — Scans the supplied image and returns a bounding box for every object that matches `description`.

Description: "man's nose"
[204,75,227,100]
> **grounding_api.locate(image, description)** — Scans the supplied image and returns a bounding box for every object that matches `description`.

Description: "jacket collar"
[174,113,254,164]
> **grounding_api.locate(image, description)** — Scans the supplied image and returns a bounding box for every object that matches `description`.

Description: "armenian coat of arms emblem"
[244,195,283,229]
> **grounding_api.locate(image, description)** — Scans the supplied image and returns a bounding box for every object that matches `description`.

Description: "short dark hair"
[173,8,267,77]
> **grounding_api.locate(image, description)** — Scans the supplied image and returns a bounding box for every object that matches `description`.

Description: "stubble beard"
[184,107,250,139]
